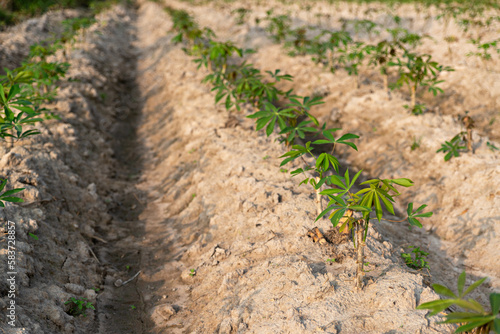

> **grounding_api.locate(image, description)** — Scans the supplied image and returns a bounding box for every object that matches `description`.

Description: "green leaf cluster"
[65,297,96,317]
[401,245,430,270]
[417,271,500,334]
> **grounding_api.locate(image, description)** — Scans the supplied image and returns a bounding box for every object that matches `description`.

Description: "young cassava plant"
[317,173,432,289]
[389,52,454,114]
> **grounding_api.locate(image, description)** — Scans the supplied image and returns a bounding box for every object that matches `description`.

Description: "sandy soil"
[0,0,498,333]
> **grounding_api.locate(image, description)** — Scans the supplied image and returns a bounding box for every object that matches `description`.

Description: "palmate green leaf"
[315,152,340,173]
[407,203,433,228]
[279,143,312,166]
[248,103,295,137]
[280,120,317,144]
[337,133,360,151]
[356,182,395,222]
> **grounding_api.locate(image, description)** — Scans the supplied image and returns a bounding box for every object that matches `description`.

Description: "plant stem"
[467,128,473,153]
[410,85,416,109]
[315,176,322,216]
[383,72,388,97]
[355,221,365,290]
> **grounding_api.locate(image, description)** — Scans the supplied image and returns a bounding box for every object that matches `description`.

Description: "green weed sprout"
[232,7,251,25]
[467,37,500,68]
[401,245,430,270]
[263,10,292,43]
[65,297,95,317]
[437,133,467,161]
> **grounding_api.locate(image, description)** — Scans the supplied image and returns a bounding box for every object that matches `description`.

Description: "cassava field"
[0,0,499,333]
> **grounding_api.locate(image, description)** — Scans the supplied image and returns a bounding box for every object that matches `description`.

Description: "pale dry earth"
[0,0,498,333]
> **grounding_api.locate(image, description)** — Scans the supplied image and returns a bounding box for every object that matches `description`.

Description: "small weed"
[326,258,336,264]
[411,137,421,151]
[487,141,499,151]
[232,7,251,25]
[401,245,430,270]
[467,37,500,62]
[65,297,95,317]
[92,287,100,292]
[263,155,271,160]
[405,103,426,115]
[131,305,136,310]
[437,133,466,161]
[188,148,197,154]
[28,233,38,240]
[189,269,196,277]
[126,265,130,271]
[192,193,196,198]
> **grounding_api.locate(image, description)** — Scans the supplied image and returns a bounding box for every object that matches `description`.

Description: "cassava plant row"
[252,10,455,115]
[0,16,97,207]
[241,9,495,160]
[163,5,434,291]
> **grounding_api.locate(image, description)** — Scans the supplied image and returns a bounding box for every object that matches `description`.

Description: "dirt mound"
[1,4,141,334]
